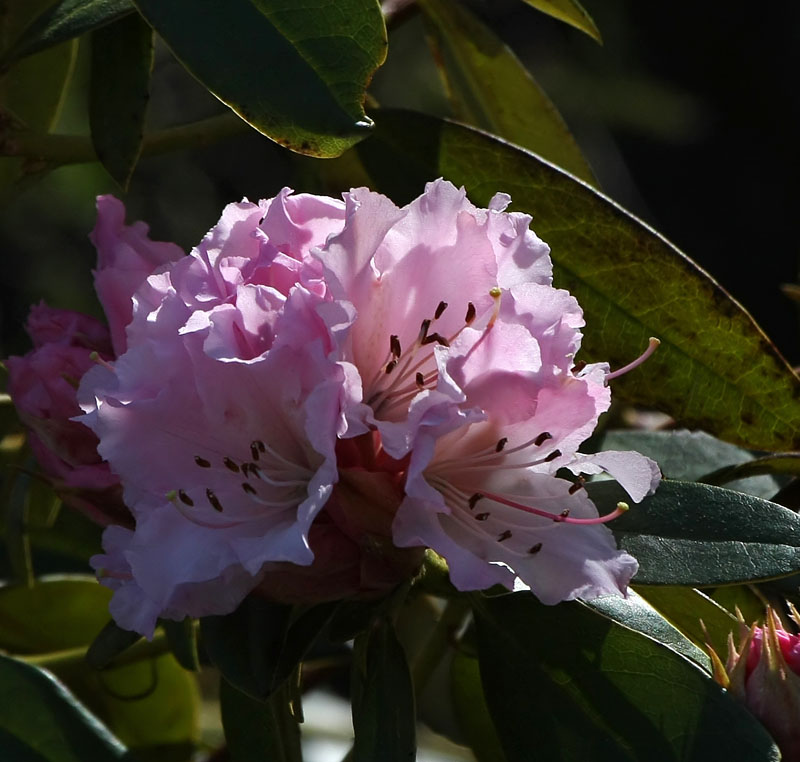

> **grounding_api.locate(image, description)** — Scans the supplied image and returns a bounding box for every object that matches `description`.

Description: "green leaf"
[0,654,129,761]
[702,452,800,487]
[86,620,142,670]
[585,590,710,671]
[220,676,302,762]
[450,649,507,762]
[472,593,779,761]
[0,0,134,66]
[357,110,800,450]
[351,617,416,762]
[89,12,153,189]
[599,429,781,499]
[590,479,800,586]
[132,0,386,158]
[633,586,738,657]
[420,0,594,183]
[521,0,601,42]
[162,618,199,672]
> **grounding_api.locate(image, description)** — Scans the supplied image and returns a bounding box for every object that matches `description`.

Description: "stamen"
[606,337,660,381]
[568,477,586,495]
[223,457,240,473]
[477,491,630,525]
[468,493,484,509]
[475,512,490,521]
[242,482,256,495]
[435,301,448,320]
[495,437,508,453]
[415,372,425,388]
[178,489,194,506]
[385,359,398,374]
[419,318,431,342]
[89,351,115,373]
[534,432,553,446]
[250,442,260,460]
[390,335,402,359]
[571,360,587,374]
[421,332,449,347]
[497,530,513,542]
[544,449,562,462]
[206,488,224,512]
[528,543,543,554]
[465,302,476,325]
[195,456,211,468]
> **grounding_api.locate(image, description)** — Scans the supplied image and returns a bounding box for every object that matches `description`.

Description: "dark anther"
[475,512,490,521]
[194,456,211,468]
[242,482,257,495]
[528,543,543,554]
[435,301,448,320]
[468,493,484,509]
[385,359,398,374]
[250,443,260,461]
[415,372,425,388]
[497,530,512,543]
[256,440,266,453]
[572,360,587,374]
[206,489,224,512]
[390,334,401,358]
[534,432,553,446]
[178,489,194,507]
[495,437,508,452]
[568,478,585,495]
[419,318,431,341]
[465,302,476,325]
[422,332,449,347]
[544,449,562,462]
[556,509,571,522]
[223,457,240,473]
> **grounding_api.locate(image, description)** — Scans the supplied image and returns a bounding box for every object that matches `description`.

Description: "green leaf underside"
[132,0,386,158]
[590,479,800,585]
[420,0,595,182]
[89,12,153,188]
[473,593,779,762]
[352,618,416,762]
[0,0,134,66]
[220,678,302,762]
[521,0,601,42]
[599,429,781,499]
[0,655,128,761]
[357,110,800,450]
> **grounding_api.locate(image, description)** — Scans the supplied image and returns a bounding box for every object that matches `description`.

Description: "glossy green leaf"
[600,429,781,499]
[420,0,594,182]
[450,649,507,762]
[0,654,129,761]
[473,593,779,761]
[521,0,601,42]
[633,586,739,657]
[0,0,134,66]
[89,12,153,188]
[586,590,710,671]
[357,110,800,450]
[220,677,302,762]
[132,0,386,157]
[351,617,416,762]
[590,479,800,585]
[701,452,800,487]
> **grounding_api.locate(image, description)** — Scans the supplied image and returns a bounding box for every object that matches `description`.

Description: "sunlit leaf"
[0,0,133,66]
[473,593,779,761]
[420,0,594,182]
[0,654,128,761]
[358,110,800,450]
[89,12,153,188]
[132,0,387,157]
[591,479,800,585]
[351,617,416,762]
[521,0,601,42]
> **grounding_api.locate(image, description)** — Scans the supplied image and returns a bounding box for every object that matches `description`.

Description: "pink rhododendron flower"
[73,180,659,637]
[317,180,660,601]
[710,608,800,759]
[6,304,126,525]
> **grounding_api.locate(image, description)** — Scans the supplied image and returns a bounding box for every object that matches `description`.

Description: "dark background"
[2,0,799,365]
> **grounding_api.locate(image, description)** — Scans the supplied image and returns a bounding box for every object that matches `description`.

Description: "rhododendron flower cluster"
[8,180,660,637]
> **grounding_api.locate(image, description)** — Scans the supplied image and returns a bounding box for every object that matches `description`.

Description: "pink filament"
[478,490,629,525]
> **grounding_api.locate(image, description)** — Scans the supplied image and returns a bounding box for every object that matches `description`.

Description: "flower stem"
[2,112,252,166]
